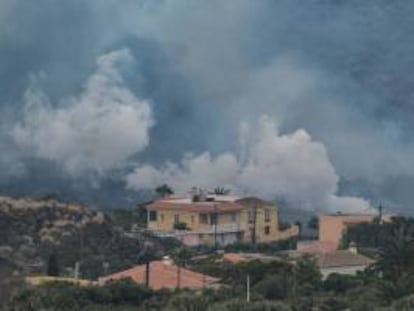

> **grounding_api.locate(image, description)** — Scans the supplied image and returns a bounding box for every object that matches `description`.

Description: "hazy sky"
[1,0,414,212]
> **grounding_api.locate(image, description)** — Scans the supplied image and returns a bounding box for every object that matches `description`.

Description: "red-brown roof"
[222,253,247,263]
[297,241,338,254]
[99,260,219,290]
[148,201,244,213]
[236,197,274,206]
[312,250,374,268]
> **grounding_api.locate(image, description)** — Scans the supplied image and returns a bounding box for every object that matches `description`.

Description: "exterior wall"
[177,233,200,246]
[173,232,242,247]
[148,209,200,231]
[239,204,280,243]
[148,209,242,232]
[147,198,298,246]
[319,215,375,248]
[318,216,344,247]
[320,265,368,279]
[198,232,241,246]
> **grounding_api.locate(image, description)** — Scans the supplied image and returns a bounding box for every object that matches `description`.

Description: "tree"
[324,274,362,294]
[295,257,322,291]
[169,295,210,311]
[378,275,414,305]
[155,184,174,198]
[47,253,60,277]
[390,294,414,311]
[308,217,319,231]
[373,229,414,281]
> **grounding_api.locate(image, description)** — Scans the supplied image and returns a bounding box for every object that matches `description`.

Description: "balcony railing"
[197,223,242,234]
[149,223,243,238]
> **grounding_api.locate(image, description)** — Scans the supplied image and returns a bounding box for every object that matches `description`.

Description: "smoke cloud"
[12,49,153,175]
[126,117,370,212]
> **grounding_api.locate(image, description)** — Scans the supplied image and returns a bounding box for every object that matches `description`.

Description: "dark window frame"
[149,211,157,221]
[264,208,271,222]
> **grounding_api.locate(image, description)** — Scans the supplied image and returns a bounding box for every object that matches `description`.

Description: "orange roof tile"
[312,250,374,268]
[148,201,244,213]
[99,260,219,290]
[297,241,338,254]
[222,253,247,263]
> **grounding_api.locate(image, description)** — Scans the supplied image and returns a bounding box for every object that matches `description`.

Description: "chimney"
[348,241,358,254]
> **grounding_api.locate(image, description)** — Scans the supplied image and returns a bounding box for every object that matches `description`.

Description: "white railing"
[198,223,242,234]
[149,223,243,238]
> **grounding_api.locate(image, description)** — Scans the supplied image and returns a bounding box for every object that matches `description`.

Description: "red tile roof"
[312,250,374,268]
[148,201,244,213]
[222,253,247,263]
[99,260,219,290]
[148,196,273,213]
[297,241,338,254]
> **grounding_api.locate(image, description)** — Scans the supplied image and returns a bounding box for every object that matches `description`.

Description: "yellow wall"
[148,209,242,231]
[148,202,282,244]
[239,204,280,243]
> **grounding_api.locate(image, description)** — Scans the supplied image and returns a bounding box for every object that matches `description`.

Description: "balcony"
[149,223,243,238]
[197,223,242,234]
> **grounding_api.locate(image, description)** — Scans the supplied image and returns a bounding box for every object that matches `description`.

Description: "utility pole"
[213,204,218,250]
[377,203,383,224]
[246,274,251,303]
[143,242,152,288]
[177,264,181,289]
[251,202,257,246]
[145,261,150,287]
[74,225,84,280]
[146,206,150,229]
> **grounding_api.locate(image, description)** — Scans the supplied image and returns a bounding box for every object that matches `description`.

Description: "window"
[191,215,195,224]
[160,214,164,222]
[248,208,255,224]
[264,226,270,235]
[174,214,180,224]
[264,208,271,222]
[199,214,208,224]
[210,213,218,225]
[149,211,157,221]
[229,213,237,222]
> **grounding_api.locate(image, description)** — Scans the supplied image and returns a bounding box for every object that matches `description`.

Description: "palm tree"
[373,228,414,282]
[155,184,174,198]
[378,274,414,304]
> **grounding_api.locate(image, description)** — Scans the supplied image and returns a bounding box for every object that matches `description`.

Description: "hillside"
[0,196,175,279]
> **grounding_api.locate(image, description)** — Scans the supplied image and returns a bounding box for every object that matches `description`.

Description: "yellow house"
[146,195,298,246]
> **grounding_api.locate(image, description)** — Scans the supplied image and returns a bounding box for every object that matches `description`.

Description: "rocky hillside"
[0,196,175,279]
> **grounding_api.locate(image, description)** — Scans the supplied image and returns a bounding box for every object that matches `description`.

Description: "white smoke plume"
[12,49,153,175]
[126,116,369,212]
